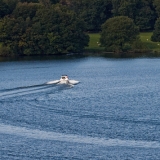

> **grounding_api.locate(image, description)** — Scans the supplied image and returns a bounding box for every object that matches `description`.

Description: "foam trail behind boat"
[0,83,55,99]
[0,124,160,149]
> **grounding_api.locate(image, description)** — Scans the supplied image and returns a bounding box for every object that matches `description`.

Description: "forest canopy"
[0,2,89,56]
[0,0,160,56]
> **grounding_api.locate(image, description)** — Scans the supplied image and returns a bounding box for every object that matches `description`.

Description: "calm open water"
[0,56,160,160]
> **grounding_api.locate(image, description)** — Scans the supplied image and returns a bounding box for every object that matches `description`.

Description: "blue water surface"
[0,57,160,160]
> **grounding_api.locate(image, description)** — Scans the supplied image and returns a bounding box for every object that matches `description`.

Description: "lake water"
[0,56,160,160]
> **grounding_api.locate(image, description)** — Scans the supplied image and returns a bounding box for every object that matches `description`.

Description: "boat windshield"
[61,76,66,79]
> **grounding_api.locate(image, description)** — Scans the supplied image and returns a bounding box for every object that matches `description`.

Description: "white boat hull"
[46,80,60,84]
[68,80,79,85]
[58,80,69,84]
[46,75,79,85]
[46,80,79,85]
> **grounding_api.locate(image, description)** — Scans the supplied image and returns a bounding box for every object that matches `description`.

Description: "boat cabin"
[60,75,69,80]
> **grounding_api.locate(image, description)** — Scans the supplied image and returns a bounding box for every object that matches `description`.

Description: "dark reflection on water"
[0,51,152,62]
[0,54,86,62]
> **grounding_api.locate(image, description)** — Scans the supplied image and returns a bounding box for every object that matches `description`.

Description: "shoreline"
[0,50,160,62]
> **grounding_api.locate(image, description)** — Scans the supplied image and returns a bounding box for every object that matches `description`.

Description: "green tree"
[28,4,89,54]
[3,0,20,15]
[117,0,138,19]
[100,16,140,52]
[134,0,157,31]
[60,0,113,31]
[0,16,27,55]
[0,0,10,18]
[111,0,120,16]
[39,0,52,7]
[12,2,40,20]
[116,0,157,31]
[83,0,112,31]
[151,17,160,41]
[0,4,89,56]
[153,0,160,17]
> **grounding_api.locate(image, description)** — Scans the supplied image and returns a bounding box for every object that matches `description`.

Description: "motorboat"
[59,75,69,84]
[46,75,79,85]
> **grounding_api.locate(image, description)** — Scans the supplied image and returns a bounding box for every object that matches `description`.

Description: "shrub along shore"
[0,32,160,58]
[85,32,160,58]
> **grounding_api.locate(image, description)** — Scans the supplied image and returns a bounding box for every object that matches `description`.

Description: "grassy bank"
[140,32,160,51]
[85,32,160,53]
[85,33,104,52]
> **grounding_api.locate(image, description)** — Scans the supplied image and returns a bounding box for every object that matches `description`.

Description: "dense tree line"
[60,0,159,32]
[0,1,89,56]
[0,0,160,56]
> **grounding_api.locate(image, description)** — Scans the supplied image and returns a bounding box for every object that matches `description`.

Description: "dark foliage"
[0,3,89,56]
[100,16,140,52]
[151,17,160,41]
[0,0,160,56]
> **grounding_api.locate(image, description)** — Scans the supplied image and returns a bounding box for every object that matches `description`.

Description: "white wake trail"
[0,123,160,148]
[0,84,52,99]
